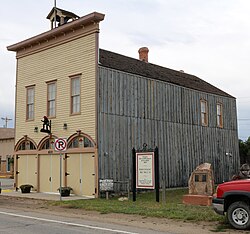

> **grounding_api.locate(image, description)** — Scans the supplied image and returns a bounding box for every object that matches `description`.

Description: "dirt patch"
[0,196,249,234]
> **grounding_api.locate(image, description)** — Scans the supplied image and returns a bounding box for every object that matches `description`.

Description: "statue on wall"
[40,116,51,134]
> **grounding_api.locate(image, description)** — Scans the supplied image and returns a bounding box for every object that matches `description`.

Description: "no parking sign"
[54,138,67,152]
[54,138,67,201]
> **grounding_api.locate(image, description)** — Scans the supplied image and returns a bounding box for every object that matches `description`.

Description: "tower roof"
[47,7,80,29]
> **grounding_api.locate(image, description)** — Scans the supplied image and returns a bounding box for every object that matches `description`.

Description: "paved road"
[0,207,171,234]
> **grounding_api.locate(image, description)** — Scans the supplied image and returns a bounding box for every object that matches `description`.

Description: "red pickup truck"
[212,179,250,230]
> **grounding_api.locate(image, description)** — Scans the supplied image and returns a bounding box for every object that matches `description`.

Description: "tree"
[239,137,250,165]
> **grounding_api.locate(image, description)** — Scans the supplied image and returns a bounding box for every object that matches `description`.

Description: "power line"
[1,117,12,128]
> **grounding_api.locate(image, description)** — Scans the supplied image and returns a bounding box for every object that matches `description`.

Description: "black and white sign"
[54,138,67,152]
[99,179,114,191]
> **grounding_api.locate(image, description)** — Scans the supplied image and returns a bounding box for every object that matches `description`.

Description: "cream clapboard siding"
[15,33,97,144]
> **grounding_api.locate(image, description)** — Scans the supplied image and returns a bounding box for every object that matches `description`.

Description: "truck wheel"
[227,201,250,230]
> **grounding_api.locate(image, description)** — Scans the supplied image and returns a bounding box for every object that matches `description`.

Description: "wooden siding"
[98,66,239,187]
[15,33,97,144]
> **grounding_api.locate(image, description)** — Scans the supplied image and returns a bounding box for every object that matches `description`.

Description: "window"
[217,103,223,128]
[26,86,35,120]
[68,136,94,148]
[41,139,53,150]
[47,82,56,117]
[18,140,36,151]
[200,100,208,126]
[71,76,80,114]
[6,156,11,172]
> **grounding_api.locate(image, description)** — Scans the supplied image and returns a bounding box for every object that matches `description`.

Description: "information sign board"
[136,152,155,189]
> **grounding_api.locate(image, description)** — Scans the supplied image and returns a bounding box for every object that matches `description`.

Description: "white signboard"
[136,152,155,189]
[54,138,67,152]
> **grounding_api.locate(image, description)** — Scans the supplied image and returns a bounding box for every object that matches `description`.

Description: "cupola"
[47,7,79,29]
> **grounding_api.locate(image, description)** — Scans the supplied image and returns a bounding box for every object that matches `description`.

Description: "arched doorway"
[66,131,96,197]
[14,131,97,197]
[14,136,38,190]
[37,135,60,193]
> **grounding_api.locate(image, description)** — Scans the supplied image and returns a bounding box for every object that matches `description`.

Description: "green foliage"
[239,137,250,164]
[50,189,224,222]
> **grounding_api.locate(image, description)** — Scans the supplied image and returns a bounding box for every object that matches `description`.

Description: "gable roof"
[99,49,233,98]
[0,128,14,140]
[47,7,79,20]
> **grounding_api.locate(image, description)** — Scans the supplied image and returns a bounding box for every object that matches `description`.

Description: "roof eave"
[7,12,105,52]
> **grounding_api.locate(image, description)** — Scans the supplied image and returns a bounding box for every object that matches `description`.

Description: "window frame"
[200,99,208,126]
[70,75,81,115]
[47,81,57,118]
[216,102,223,128]
[6,156,11,172]
[26,85,35,121]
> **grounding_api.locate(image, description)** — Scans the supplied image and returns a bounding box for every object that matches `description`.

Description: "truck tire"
[227,201,250,230]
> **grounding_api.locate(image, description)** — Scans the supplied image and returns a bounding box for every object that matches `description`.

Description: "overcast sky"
[0,0,250,140]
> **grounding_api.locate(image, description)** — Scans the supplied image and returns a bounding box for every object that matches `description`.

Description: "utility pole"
[1,117,12,128]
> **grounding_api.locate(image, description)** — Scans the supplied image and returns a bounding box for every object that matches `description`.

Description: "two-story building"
[7,8,239,197]
[0,128,14,178]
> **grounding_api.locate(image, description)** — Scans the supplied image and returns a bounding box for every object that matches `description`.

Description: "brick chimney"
[138,47,149,62]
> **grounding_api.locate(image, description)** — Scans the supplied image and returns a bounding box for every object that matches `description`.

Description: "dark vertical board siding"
[98,67,239,189]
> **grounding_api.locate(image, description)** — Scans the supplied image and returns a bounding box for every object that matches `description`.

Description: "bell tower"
[47,7,79,29]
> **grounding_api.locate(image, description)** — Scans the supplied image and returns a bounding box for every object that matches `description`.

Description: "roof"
[99,49,233,98]
[47,7,79,19]
[7,12,105,52]
[0,128,14,140]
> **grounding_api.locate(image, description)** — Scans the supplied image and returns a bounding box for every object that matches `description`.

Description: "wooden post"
[155,147,159,202]
[132,148,136,202]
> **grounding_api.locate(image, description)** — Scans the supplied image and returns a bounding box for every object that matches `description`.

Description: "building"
[7,8,239,196]
[0,128,14,178]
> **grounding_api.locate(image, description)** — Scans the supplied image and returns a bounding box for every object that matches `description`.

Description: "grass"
[50,188,226,223]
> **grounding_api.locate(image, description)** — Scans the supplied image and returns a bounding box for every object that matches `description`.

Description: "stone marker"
[183,163,214,206]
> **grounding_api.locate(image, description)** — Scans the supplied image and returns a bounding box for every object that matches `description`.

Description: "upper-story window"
[200,99,208,126]
[70,76,80,114]
[217,103,223,128]
[47,81,56,117]
[26,86,35,120]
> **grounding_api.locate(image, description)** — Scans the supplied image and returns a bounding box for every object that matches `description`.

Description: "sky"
[0,0,250,140]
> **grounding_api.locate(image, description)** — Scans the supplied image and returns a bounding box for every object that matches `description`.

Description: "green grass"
[50,188,225,223]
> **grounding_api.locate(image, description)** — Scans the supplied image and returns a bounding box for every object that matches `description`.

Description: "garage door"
[39,154,61,193]
[17,155,37,190]
[66,153,95,197]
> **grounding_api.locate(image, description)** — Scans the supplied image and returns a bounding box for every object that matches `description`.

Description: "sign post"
[132,144,159,202]
[54,138,67,201]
